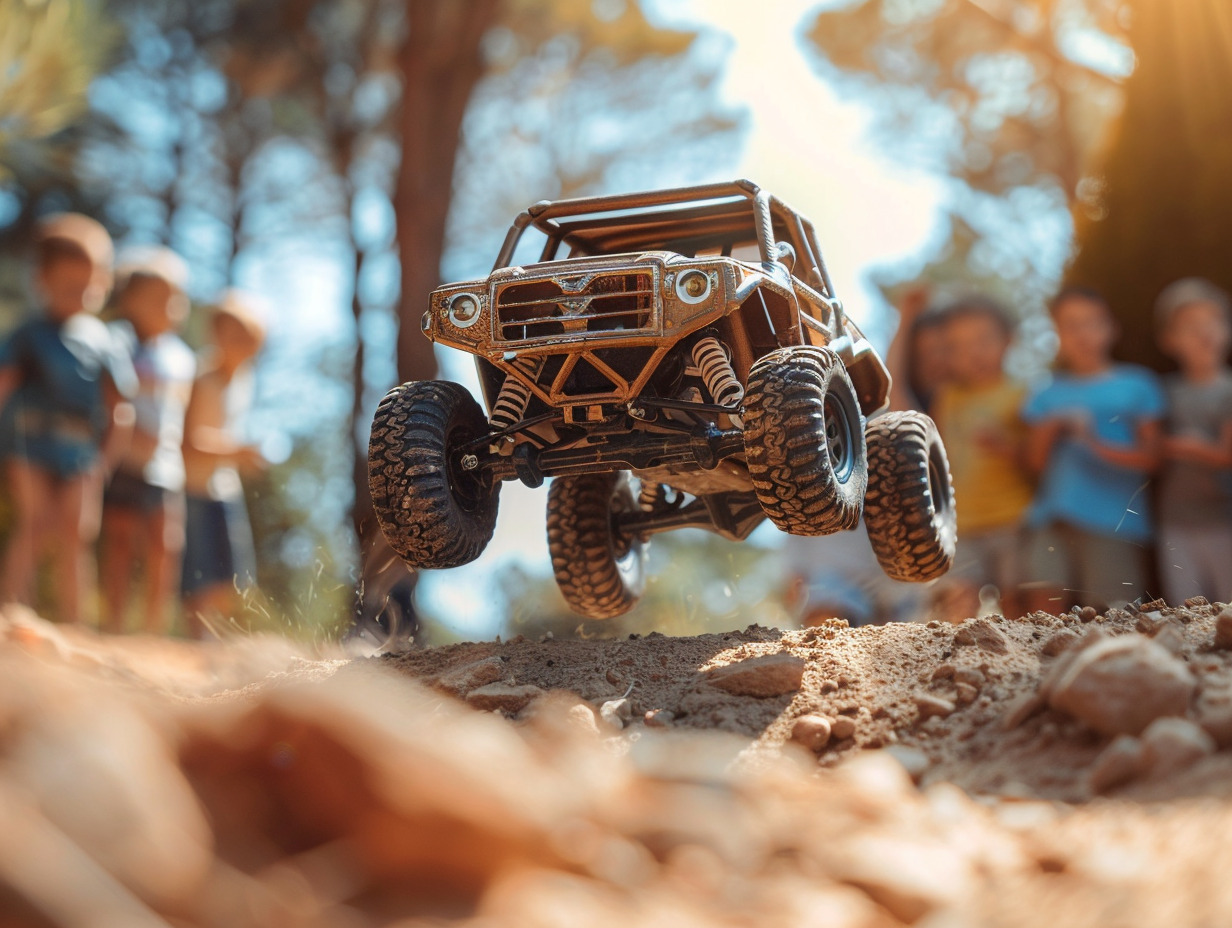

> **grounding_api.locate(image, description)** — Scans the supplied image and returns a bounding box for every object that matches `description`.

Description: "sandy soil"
[2,597,1232,927]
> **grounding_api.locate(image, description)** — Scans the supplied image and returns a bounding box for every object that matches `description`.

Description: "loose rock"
[953,667,986,689]
[830,717,857,740]
[707,652,806,698]
[954,683,978,706]
[643,708,675,728]
[791,715,832,752]
[1047,636,1196,736]
[1192,673,1232,747]
[953,619,1009,655]
[1140,717,1216,777]
[599,697,633,730]
[1088,735,1145,794]
[915,693,956,720]
[1213,608,1232,651]
[465,683,544,713]
[883,745,931,782]
[436,656,506,696]
[1041,630,1081,657]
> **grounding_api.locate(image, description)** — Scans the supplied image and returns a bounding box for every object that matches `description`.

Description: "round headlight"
[675,270,712,305]
[447,292,482,328]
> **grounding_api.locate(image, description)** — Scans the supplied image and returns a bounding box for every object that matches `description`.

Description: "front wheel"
[743,345,867,536]
[368,380,499,570]
[863,411,956,582]
[546,472,646,619]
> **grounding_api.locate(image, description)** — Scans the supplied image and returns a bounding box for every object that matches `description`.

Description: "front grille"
[494,270,657,342]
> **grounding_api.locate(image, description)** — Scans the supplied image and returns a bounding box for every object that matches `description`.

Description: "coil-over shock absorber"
[638,480,666,513]
[489,356,544,433]
[690,335,744,426]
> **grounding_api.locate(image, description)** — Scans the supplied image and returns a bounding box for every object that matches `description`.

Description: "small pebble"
[1079,606,1098,623]
[914,693,956,720]
[791,715,833,752]
[1213,608,1232,651]
[954,683,978,706]
[599,697,633,731]
[643,709,675,728]
[1184,596,1210,608]
[830,717,857,740]
[953,667,985,689]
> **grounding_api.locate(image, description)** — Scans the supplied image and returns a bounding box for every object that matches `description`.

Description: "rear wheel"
[368,380,499,569]
[743,345,866,535]
[863,411,956,582]
[546,472,646,619]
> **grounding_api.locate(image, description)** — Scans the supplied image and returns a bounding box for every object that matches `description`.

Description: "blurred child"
[1020,287,1165,612]
[930,296,1033,620]
[886,285,950,413]
[180,291,267,637]
[1153,278,1232,604]
[100,248,196,635]
[0,214,136,624]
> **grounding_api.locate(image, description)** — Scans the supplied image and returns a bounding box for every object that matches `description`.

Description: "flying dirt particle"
[465,683,544,713]
[790,715,832,752]
[830,717,857,740]
[1140,717,1216,778]
[915,693,955,720]
[1047,636,1196,736]
[707,652,806,698]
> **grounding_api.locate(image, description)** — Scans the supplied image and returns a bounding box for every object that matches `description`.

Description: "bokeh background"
[2,0,1228,642]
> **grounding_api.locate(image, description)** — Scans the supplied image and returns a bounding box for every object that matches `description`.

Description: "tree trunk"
[393,0,501,385]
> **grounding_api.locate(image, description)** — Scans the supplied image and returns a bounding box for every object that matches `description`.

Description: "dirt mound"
[2,599,1232,926]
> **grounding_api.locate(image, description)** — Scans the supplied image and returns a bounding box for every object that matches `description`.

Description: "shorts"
[181,494,257,597]
[1020,521,1150,609]
[104,470,178,513]
[3,409,99,479]
[1158,521,1232,606]
[948,524,1022,595]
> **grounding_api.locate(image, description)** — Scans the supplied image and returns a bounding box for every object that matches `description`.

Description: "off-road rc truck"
[369,180,956,619]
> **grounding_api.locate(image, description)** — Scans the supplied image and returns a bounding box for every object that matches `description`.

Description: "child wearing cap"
[0,214,137,624]
[1153,278,1232,604]
[1019,287,1165,612]
[180,290,267,636]
[100,247,197,635]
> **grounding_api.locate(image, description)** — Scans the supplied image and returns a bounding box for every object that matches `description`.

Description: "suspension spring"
[691,336,744,423]
[638,480,666,513]
[489,356,544,432]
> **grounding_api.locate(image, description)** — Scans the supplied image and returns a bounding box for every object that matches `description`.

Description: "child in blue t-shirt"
[0,215,137,624]
[1020,287,1165,612]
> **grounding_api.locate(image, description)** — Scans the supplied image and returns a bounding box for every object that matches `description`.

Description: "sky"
[418,0,950,637]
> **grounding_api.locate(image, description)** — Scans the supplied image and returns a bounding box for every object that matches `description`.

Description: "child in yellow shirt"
[930,297,1034,620]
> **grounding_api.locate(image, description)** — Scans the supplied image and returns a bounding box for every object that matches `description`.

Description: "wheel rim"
[445,422,489,514]
[823,393,857,482]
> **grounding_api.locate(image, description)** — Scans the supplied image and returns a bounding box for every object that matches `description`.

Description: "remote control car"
[369,180,956,618]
